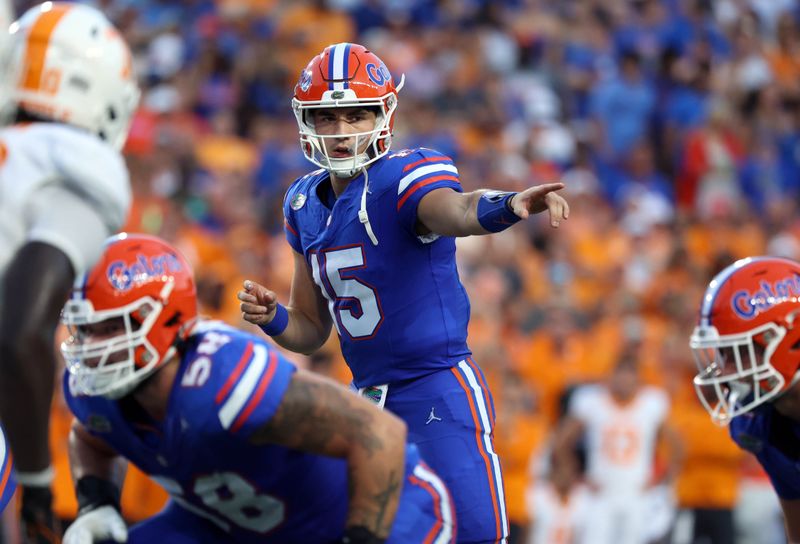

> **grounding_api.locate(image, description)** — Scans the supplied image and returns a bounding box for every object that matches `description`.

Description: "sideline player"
[238,42,569,543]
[553,357,683,544]
[691,256,800,542]
[0,1,139,536]
[60,233,453,544]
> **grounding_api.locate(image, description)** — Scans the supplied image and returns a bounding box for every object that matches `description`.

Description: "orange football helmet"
[691,256,800,424]
[292,42,404,178]
[61,233,197,399]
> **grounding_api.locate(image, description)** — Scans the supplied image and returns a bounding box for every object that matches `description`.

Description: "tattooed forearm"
[250,371,383,455]
[346,469,402,534]
[371,470,400,532]
[250,368,407,537]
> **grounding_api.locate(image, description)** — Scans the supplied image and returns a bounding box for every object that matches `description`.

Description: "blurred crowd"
[10,0,800,542]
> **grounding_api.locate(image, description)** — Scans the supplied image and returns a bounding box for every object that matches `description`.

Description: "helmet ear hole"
[164,311,181,328]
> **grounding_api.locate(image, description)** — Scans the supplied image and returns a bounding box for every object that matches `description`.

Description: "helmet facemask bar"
[691,322,786,425]
[61,295,165,400]
[292,92,398,178]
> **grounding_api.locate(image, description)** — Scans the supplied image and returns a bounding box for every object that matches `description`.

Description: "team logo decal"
[106,253,183,292]
[735,432,763,453]
[366,62,391,86]
[291,193,307,210]
[87,414,113,433]
[731,275,800,319]
[299,69,312,92]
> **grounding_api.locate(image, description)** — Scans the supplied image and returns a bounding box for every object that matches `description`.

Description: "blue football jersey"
[0,424,15,514]
[730,403,800,500]
[284,148,472,387]
[63,321,444,543]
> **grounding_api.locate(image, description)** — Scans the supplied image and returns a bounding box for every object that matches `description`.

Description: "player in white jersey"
[554,357,683,544]
[0,2,139,539]
[526,453,591,544]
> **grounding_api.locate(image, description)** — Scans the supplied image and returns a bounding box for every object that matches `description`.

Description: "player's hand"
[238,280,278,326]
[20,486,61,544]
[509,182,569,227]
[62,506,126,544]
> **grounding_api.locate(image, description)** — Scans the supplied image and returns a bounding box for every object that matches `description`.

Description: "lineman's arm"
[238,250,333,354]
[250,368,407,539]
[68,419,127,499]
[781,498,800,543]
[65,420,128,544]
[416,183,569,237]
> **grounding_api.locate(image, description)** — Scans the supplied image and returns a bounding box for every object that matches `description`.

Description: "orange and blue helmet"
[61,233,197,399]
[691,256,800,424]
[292,43,404,178]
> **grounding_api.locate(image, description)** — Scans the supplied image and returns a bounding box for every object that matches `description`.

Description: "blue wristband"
[259,303,289,336]
[477,191,521,232]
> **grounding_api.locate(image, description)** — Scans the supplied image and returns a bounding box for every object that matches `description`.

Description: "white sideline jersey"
[0,123,130,277]
[526,482,591,544]
[569,384,669,493]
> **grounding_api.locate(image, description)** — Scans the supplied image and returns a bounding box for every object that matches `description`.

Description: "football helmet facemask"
[292,42,404,178]
[61,234,197,399]
[691,257,800,424]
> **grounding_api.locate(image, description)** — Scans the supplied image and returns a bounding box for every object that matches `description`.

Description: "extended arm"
[250,368,407,539]
[239,250,333,354]
[416,183,569,237]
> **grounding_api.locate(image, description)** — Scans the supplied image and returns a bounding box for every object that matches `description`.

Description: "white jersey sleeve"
[0,123,130,275]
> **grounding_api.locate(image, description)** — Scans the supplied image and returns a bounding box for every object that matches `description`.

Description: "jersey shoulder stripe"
[230,350,279,433]
[397,163,459,195]
[215,341,254,405]
[217,343,277,431]
[402,155,452,173]
[397,174,460,210]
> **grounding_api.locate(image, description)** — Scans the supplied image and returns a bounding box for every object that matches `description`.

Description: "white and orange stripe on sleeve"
[396,160,460,210]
